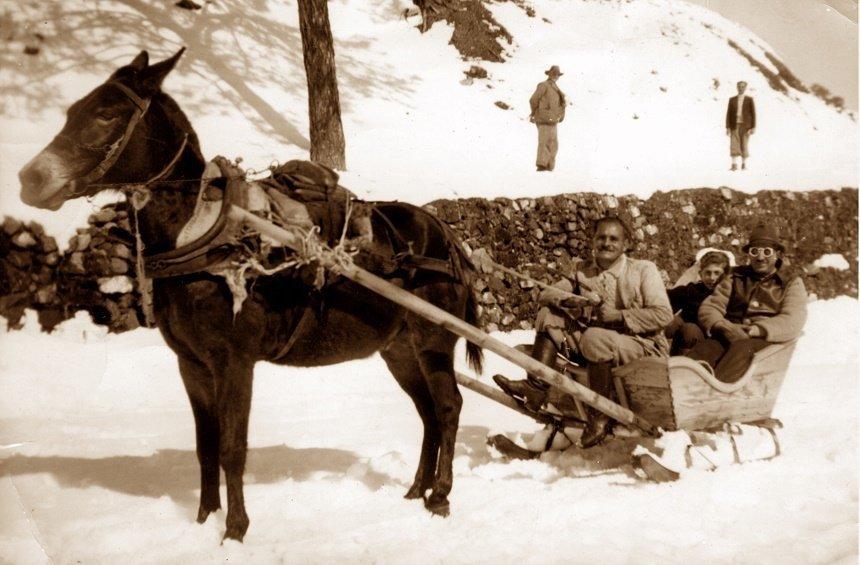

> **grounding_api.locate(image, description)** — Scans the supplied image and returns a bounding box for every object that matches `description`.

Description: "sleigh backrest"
[615,340,799,431]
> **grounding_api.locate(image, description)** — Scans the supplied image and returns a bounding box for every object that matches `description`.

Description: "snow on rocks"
[814,253,850,271]
[98,275,134,294]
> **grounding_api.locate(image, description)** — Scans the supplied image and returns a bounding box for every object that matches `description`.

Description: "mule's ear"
[139,47,186,93]
[129,50,149,71]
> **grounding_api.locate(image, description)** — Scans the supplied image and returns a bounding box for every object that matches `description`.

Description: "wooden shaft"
[229,207,657,435]
[454,372,524,413]
[489,261,599,305]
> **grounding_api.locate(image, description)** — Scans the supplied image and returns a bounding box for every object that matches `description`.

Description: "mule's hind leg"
[177,355,221,524]
[380,338,440,500]
[409,318,462,517]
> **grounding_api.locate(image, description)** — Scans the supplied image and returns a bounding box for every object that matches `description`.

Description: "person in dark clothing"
[666,251,731,355]
[726,80,756,171]
[687,224,807,383]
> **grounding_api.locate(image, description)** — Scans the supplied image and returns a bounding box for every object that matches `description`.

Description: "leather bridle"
[60,81,189,200]
[58,81,153,197]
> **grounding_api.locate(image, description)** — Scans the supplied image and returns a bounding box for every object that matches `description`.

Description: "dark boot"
[580,362,614,448]
[493,334,556,412]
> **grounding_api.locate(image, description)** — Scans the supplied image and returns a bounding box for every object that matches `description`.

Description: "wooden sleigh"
[473,340,796,479]
[515,339,799,432]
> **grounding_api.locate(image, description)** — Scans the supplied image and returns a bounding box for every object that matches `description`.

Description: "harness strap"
[271,306,314,361]
[111,82,149,112]
[394,253,457,277]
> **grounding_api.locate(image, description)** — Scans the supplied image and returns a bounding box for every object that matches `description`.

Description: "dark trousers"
[686,337,770,383]
[665,317,706,356]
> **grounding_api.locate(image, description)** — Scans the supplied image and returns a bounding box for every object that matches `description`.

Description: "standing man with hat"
[529,65,566,172]
[687,224,807,383]
[726,80,756,171]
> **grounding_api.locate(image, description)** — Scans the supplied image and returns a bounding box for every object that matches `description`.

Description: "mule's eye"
[95,113,118,124]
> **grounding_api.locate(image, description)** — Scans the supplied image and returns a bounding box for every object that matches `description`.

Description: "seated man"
[494,215,673,448]
[666,250,731,355]
[687,224,807,382]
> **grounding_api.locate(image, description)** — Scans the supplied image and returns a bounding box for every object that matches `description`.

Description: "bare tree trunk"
[297,0,346,170]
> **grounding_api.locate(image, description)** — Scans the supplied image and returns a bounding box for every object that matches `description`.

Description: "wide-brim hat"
[545,65,563,77]
[742,224,785,252]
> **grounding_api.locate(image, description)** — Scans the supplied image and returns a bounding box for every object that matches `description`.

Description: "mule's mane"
[151,90,205,170]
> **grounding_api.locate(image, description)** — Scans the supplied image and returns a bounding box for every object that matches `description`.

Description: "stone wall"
[1,203,144,332]
[1,187,857,333]
[426,187,858,331]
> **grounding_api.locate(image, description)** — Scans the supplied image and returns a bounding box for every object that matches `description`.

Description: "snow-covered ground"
[0,297,856,563]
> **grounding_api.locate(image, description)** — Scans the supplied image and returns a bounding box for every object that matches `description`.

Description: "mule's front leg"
[217,357,254,541]
[417,349,462,517]
[178,356,221,524]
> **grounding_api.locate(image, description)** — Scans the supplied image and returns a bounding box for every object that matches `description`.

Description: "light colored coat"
[530,79,566,125]
[539,255,674,355]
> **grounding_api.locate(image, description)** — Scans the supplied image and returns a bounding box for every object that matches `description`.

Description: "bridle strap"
[72,82,152,192]
[110,81,149,112]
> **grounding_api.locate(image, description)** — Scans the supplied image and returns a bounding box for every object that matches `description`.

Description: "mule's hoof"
[404,484,427,500]
[222,527,247,543]
[222,515,249,542]
[424,496,450,517]
[196,504,221,524]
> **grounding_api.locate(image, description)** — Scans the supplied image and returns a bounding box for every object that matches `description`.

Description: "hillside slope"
[0,0,856,243]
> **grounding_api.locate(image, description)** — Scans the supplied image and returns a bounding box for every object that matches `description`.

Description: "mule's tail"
[464,286,484,374]
[443,224,484,375]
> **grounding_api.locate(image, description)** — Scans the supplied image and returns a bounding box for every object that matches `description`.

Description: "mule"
[18,49,483,541]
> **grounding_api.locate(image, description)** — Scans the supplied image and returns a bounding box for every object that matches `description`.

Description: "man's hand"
[529,115,536,123]
[749,128,755,135]
[743,324,764,338]
[726,128,731,136]
[597,302,623,325]
[715,320,747,343]
[559,295,588,309]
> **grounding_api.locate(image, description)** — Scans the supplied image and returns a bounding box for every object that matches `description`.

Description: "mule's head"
[19,49,185,210]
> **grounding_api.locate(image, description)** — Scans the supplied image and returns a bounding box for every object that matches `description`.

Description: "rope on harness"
[218,196,362,316]
[131,189,155,327]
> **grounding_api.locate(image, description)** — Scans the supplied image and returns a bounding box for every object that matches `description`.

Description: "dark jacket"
[699,263,807,342]
[668,282,713,324]
[726,95,756,130]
